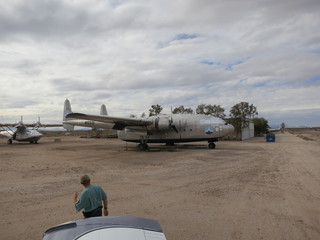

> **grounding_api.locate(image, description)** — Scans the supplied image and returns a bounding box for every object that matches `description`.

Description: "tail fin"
[100,104,108,115]
[63,99,74,131]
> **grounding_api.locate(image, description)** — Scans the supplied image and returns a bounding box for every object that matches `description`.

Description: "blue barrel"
[266,133,276,142]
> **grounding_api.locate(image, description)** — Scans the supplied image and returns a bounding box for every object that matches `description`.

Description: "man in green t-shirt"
[73,174,108,218]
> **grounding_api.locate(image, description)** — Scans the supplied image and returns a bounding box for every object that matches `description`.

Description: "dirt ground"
[1,129,320,240]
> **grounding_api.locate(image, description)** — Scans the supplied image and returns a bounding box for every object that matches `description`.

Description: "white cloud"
[0,0,320,127]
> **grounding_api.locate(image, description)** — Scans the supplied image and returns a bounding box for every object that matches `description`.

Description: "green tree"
[196,104,206,114]
[149,104,163,116]
[252,117,269,135]
[229,102,258,138]
[172,105,193,114]
[196,104,226,118]
[229,102,258,120]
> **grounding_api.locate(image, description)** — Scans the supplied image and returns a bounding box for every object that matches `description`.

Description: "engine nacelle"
[154,116,171,131]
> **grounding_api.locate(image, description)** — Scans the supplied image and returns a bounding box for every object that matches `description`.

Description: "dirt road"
[1,131,320,240]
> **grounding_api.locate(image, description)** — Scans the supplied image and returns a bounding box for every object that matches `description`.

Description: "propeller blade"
[169,115,178,133]
[171,125,178,133]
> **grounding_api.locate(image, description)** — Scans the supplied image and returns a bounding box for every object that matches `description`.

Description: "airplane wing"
[0,123,26,134]
[66,113,153,130]
[32,123,63,128]
[1,123,62,128]
[0,123,26,128]
[0,123,17,127]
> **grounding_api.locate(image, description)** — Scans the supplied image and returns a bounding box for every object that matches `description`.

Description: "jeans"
[83,206,102,218]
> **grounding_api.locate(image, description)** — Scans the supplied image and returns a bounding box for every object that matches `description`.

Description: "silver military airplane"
[0,117,62,144]
[65,101,235,150]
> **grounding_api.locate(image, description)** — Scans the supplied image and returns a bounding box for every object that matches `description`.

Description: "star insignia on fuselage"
[204,126,214,134]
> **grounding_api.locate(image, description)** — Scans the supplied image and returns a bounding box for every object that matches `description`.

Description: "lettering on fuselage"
[84,121,95,125]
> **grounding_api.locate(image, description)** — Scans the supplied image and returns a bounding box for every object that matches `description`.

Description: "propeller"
[33,116,42,129]
[169,114,178,133]
[14,116,24,128]
[154,115,178,133]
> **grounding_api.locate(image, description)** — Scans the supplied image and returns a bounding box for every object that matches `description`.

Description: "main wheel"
[137,143,149,151]
[7,139,12,144]
[208,142,216,149]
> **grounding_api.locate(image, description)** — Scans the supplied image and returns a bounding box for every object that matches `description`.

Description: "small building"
[225,118,254,141]
[241,121,255,140]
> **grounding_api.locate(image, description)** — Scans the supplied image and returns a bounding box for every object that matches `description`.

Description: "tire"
[137,143,148,151]
[208,142,216,149]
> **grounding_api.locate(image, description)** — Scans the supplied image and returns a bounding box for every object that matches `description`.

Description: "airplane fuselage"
[117,114,234,143]
[0,129,42,143]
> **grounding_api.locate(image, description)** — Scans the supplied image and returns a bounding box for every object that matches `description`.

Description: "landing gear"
[208,138,218,149]
[137,135,149,151]
[137,143,149,151]
[29,140,38,144]
[7,139,12,144]
[208,142,216,149]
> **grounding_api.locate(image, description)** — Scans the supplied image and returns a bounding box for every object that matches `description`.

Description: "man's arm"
[74,191,88,212]
[73,192,79,204]
[103,198,108,216]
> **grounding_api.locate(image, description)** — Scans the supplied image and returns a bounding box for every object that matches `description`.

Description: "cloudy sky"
[1,0,319,127]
